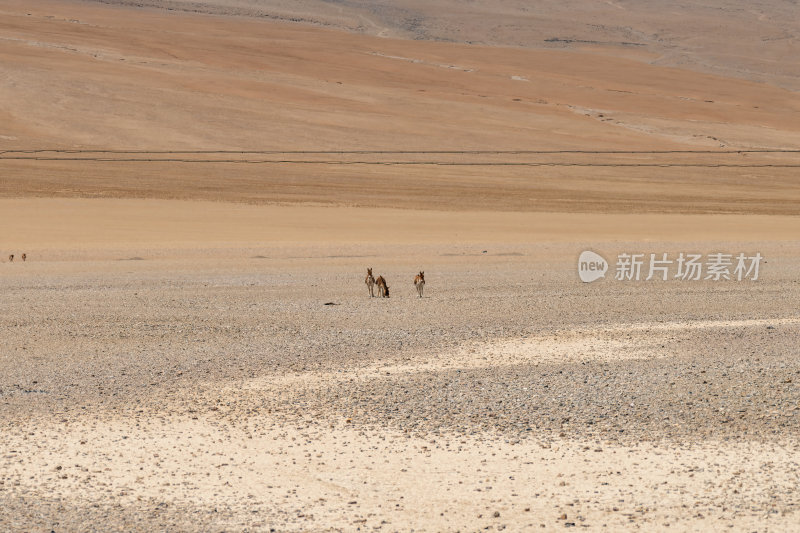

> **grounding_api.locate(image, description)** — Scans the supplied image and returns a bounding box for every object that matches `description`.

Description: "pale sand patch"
[6,418,799,531]
[429,316,800,369]
[231,317,800,391]
[3,198,800,250]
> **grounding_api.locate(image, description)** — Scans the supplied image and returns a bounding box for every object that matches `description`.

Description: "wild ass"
[375,275,389,298]
[413,271,425,298]
[365,267,376,297]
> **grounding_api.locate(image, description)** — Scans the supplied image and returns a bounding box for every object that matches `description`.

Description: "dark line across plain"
[2,149,800,155]
[2,156,800,167]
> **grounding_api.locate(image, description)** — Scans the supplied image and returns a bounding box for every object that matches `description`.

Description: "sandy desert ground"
[2,201,799,531]
[2,0,800,531]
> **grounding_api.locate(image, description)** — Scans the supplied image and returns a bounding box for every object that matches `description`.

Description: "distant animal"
[413,271,425,298]
[8,254,13,262]
[376,275,389,298]
[21,253,26,262]
[365,267,375,297]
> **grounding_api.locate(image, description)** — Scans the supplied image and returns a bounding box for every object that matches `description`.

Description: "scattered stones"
[2,242,799,530]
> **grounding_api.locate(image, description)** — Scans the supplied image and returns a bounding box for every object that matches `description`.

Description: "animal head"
[367,267,373,275]
[419,271,424,280]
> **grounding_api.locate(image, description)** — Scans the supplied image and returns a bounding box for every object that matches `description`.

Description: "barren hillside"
[86,0,800,91]
[2,0,799,212]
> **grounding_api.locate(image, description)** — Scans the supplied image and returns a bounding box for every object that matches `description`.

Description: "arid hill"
[88,0,800,90]
[2,0,799,213]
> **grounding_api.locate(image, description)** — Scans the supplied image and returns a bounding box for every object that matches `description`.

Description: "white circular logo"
[578,251,608,283]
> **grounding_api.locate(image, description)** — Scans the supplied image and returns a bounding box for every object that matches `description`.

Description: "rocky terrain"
[2,242,799,530]
[2,0,799,530]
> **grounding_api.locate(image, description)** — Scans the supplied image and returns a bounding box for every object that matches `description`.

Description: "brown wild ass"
[365,267,376,297]
[376,275,389,298]
[414,271,425,298]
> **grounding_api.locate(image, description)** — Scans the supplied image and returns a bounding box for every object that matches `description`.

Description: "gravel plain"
[2,241,799,531]
[3,1,800,530]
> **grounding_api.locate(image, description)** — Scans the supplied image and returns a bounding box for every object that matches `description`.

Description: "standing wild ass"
[414,271,425,298]
[376,275,389,298]
[365,267,376,297]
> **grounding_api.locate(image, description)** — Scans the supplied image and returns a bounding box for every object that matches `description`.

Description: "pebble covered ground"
[1,241,799,531]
